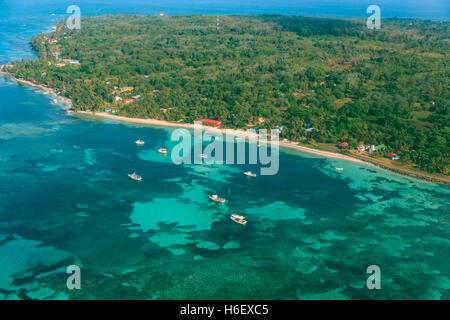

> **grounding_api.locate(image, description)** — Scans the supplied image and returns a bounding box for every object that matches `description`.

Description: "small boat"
[135,139,145,146]
[231,214,247,225]
[335,168,344,171]
[200,154,208,159]
[209,194,226,204]
[158,148,167,155]
[128,173,142,181]
[244,171,257,178]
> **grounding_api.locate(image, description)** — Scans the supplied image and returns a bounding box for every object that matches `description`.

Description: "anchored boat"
[231,214,247,225]
[135,139,145,146]
[128,173,142,181]
[244,171,257,178]
[158,148,167,155]
[209,194,226,204]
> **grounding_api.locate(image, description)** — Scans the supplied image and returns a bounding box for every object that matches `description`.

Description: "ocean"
[0,0,449,300]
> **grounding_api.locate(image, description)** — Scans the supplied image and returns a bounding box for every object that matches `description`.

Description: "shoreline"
[75,111,369,165]
[75,111,450,186]
[75,112,450,186]
[2,71,449,186]
[0,70,72,108]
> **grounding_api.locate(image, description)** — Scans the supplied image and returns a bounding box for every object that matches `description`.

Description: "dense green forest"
[9,15,449,174]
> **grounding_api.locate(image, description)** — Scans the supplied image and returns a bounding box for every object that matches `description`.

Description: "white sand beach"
[75,111,368,165]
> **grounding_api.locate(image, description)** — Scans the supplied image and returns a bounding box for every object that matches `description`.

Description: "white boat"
[335,168,344,171]
[200,154,208,159]
[231,214,247,225]
[158,148,167,155]
[244,171,257,178]
[135,139,145,146]
[209,194,226,204]
[128,173,142,181]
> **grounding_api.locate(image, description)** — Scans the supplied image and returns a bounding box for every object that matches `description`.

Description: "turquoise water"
[0,1,449,300]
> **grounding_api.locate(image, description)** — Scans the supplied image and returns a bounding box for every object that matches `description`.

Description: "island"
[3,14,449,183]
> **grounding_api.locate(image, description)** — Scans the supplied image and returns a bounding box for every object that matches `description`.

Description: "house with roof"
[122,98,135,104]
[120,87,134,94]
[385,154,400,160]
[357,142,366,151]
[202,119,222,127]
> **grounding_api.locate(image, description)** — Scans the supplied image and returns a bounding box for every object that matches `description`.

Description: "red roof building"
[202,119,222,127]
[338,142,349,148]
[122,99,135,104]
[385,154,400,160]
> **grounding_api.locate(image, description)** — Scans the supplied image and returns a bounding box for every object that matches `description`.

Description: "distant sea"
[0,0,449,300]
[2,0,449,20]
